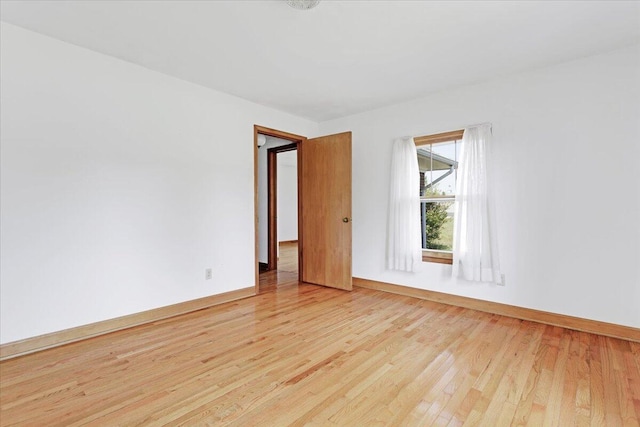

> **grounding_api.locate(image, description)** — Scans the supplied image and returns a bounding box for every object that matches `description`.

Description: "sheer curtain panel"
[452,124,502,283]
[387,137,422,272]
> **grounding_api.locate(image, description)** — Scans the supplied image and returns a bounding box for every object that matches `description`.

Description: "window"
[414,130,464,264]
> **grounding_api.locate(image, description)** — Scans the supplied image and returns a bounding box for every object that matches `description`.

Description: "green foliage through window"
[423,202,450,250]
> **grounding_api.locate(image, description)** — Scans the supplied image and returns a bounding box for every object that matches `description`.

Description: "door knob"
[343,217,350,223]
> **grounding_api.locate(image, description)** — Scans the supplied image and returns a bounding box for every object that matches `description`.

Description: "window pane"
[420,200,454,251]
[417,140,459,197]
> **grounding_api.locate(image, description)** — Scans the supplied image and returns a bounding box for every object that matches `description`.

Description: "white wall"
[319,44,640,328]
[0,23,318,344]
[2,23,638,346]
[277,151,298,242]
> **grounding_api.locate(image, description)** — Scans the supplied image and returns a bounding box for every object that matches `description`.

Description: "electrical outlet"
[205,268,212,280]
[499,273,506,286]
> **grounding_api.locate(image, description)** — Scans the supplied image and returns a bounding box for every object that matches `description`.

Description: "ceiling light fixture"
[286,0,320,10]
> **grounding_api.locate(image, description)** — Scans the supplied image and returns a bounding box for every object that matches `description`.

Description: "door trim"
[254,125,306,293]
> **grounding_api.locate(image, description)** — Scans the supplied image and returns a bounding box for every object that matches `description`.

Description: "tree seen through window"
[417,139,460,252]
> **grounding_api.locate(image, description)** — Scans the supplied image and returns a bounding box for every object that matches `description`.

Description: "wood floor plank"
[1,243,639,426]
[541,328,572,426]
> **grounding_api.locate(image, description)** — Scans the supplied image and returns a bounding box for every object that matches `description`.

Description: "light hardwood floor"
[1,243,639,426]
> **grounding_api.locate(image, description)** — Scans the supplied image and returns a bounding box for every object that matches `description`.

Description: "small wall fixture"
[257,134,267,148]
[286,0,320,10]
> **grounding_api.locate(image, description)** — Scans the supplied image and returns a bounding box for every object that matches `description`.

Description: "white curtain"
[387,137,422,272]
[452,124,502,283]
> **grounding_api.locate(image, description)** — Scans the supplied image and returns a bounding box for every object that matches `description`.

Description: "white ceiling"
[1,1,639,121]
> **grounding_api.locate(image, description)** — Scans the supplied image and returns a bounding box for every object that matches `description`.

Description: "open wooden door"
[299,132,352,290]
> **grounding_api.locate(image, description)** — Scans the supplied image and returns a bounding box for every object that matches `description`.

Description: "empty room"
[1,1,639,425]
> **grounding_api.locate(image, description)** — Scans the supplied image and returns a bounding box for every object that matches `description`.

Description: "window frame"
[415,129,464,264]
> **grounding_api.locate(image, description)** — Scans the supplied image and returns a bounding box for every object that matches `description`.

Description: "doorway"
[266,143,298,272]
[254,126,305,293]
[253,126,353,294]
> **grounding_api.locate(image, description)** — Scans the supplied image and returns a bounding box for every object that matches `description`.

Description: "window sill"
[422,250,453,265]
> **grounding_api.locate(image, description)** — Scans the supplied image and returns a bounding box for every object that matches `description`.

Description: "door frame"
[254,125,306,293]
